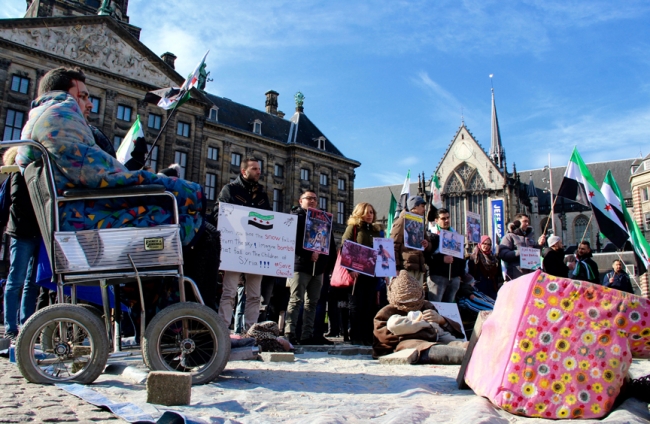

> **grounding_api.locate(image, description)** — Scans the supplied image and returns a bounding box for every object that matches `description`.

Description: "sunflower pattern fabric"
[465,270,650,420]
[16,91,204,246]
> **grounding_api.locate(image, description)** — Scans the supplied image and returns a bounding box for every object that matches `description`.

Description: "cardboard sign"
[439,229,465,259]
[374,238,397,277]
[339,240,378,277]
[466,211,481,244]
[302,208,333,255]
[519,246,541,270]
[403,212,425,251]
[217,203,297,277]
[430,301,467,341]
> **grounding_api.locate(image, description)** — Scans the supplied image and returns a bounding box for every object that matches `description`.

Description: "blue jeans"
[3,237,41,334]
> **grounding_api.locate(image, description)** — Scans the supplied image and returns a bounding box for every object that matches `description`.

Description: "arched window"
[574,215,592,245]
[445,173,463,193]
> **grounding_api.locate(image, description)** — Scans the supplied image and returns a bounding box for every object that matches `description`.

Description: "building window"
[338,178,346,191]
[253,119,262,134]
[317,138,326,150]
[300,168,310,181]
[574,215,592,244]
[645,213,650,231]
[117,104,132,122]
[177,121,190,138]
[273,189,283,212]
[642,186,649,202]
[148,113,162,130]
[319,173,328,186]
[319,196,328,211]
[337,201,345,224]
[113,136,123,152]
[205,172,217,201]
[146,144,158,171]
[208,107,218,121]
[174,151,187,179]
[10,75,29,94]
[89,96,101,114]
[231,153,241,167]
[207,146,218,161]
[274,164,284,178]
[258,160,264,174]
[3,109,25,140]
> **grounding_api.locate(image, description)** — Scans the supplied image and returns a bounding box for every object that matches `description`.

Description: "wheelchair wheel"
[143,302,230,385]
[16,304,109,384]
[40,304,104,351]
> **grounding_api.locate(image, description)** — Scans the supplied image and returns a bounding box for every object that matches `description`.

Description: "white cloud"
[398,156,419,167]
[369,171,407,186]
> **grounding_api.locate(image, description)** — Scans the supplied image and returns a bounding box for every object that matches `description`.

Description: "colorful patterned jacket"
[16,91,205,246]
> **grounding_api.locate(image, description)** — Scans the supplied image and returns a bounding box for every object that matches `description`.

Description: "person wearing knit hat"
[389,196,431,285]
[542,234,569,278]
[373,270,466,363]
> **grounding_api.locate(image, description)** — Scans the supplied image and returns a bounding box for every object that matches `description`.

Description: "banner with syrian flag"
[430,174,443,209]
[556,147,629,248]
[116,115,145,165]
[395,170,410,218]
[602,170,649,275]
[157,50,209,110]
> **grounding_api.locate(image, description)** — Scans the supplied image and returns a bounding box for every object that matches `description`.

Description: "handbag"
[330,226,357,288]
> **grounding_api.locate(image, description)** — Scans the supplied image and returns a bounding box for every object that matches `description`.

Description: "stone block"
[378,348,418,365]
[146,371,191,406]
[259,352,295,362]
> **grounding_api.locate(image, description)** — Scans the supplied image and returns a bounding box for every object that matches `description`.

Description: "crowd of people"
[0,66,637,361]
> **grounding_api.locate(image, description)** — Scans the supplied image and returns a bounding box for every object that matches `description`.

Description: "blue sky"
[4,1,650,188]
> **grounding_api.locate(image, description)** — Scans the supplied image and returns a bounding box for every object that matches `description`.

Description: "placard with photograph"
[217,203,298,278]
[302,207,333,255]
[438,229,465,259]
[339,240,378,277]
[519,246,541,270]
[466,211,481,244]
[403,212,425,251]
[373,238,397,277]
[430,301,467,341]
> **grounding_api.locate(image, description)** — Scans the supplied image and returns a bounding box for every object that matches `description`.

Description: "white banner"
[519,246,541,270]
[216,203,298,277]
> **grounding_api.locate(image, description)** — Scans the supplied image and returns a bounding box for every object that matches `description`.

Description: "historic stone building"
[629,153,650,294]
[0,0,360,238]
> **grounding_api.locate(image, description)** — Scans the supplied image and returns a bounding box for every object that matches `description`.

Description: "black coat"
[603,271,634,294]
[217,175,271,210]
[572,253,600,285]
[5,172,40,239]
[542,247,569,278]
[291,206,336,275]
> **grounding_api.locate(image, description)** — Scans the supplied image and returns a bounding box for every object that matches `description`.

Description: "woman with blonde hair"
[341,202,383,345]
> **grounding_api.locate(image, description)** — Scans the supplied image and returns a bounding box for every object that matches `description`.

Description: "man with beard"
[569,241,599,285]
[542,235,570,278]
[498,213,546,281]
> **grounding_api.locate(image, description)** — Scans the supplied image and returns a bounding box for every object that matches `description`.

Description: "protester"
[426,208,465,302]
[603,259,634,294]
[542,235,569,278]
[284,190,336,345]
[498,213,546,280]
[467,235,502,300]
[216,158,270,331]
[1,148,41,342]
[569,241,599,285]
[342,202,383,346]
[373,270,467,363]
[390,196,430,284]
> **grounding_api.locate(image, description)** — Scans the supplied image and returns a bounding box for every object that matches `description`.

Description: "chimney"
[265,90,279,115]
[161,52,177,69]
[277,111,285,119]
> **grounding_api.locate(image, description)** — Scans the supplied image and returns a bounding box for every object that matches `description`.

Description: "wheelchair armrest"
[62,184,167,199]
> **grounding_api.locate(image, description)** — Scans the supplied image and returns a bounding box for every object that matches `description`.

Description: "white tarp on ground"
[73,353,650,423]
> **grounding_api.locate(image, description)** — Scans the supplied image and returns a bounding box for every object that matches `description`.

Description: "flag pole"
[580,215,593,244]
[614,252,643,292]
[541,195,559,237]
[141,96,184,170]
[548,153,556,235]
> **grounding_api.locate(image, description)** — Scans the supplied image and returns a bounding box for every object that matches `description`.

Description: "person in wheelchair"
[15,67,207,247]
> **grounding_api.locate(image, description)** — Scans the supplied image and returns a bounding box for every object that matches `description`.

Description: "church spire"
[489,77,505,171]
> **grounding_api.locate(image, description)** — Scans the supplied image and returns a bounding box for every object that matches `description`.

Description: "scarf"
[471,246,500,282]
[573,258,595,280]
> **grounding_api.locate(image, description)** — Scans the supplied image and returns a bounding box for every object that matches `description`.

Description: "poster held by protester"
[519,247,541,270]
[439,229,464,259]
[302,208,333,255]
[403,212,425,251]
[374,238,397,277]
[339,240,378,277]
[466,211,481,244]
[217,203,298,277]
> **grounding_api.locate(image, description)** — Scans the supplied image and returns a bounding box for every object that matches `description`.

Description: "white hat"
[548,235,561,247]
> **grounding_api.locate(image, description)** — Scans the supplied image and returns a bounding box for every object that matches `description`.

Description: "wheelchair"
[2,139,230,385]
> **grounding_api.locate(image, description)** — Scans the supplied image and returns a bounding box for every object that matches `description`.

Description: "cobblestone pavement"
[0,358,119,423]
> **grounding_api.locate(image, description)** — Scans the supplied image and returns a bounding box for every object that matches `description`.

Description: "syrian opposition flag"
[156,50,209,110]
[556,147,629,248]
[430,174,443,209]
[116,115,145,165]
[602,171,649,275]
[395,170,410,218]
[247,211,274,230]
[387,192,397,236]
